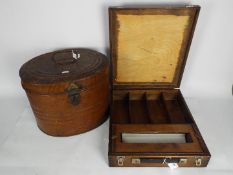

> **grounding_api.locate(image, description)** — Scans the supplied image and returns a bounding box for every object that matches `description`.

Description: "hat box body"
[20,48,109,136]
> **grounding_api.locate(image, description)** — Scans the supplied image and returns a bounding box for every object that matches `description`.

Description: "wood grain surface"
[108,6,210,167]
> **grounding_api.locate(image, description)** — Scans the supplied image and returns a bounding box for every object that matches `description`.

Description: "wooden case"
[108,6,211,167]
[20,48,109,136]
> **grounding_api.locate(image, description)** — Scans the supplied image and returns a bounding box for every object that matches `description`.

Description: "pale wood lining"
[116,14,190,83]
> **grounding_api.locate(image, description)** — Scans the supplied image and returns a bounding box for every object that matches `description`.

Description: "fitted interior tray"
[110,89,206,154]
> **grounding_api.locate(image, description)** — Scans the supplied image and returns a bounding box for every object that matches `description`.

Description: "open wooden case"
[108,6,210,167]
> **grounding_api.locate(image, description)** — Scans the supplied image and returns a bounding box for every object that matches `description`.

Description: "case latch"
[117,156,125,166]
[65,82,82,105]
[195,157,202,166]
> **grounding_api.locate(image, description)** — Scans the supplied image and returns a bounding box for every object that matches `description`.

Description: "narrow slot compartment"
[146,93,170,123]
[162,93,187,123]
[176,94,194,123]
[129,93,149,123]
[111,93,130,124]
[122,133,192,143]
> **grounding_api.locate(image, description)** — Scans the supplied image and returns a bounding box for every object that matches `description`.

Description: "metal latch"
[65,82,83,105]
[195,158,202,166]
[132,158,141,165]
[117,156,125,166]
[180,158,187,164]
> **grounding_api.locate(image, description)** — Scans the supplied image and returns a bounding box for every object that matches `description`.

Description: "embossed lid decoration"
[20,48,108,84]
[109,6,200,89]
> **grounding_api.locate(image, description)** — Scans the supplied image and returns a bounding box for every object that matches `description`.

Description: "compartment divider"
[128,92,132,123]
[126,93,130,123]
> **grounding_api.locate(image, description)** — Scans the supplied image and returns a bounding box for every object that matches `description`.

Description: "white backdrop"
[0,0,233,99]
[0,1,233,175]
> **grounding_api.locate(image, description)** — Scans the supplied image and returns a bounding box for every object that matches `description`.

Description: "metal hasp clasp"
[132,158,141,165]
[117,156,125,166]
[66,82,82,105]
[195,157,202,166]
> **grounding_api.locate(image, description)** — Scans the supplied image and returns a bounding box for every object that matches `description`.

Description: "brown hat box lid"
[109,6,200,89]
[20,48,108,84]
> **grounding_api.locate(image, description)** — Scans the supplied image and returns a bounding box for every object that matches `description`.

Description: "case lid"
[20,48,108,84]
[109,6,200,89]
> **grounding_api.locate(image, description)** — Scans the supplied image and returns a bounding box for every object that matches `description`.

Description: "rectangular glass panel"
[122,133,187,143]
